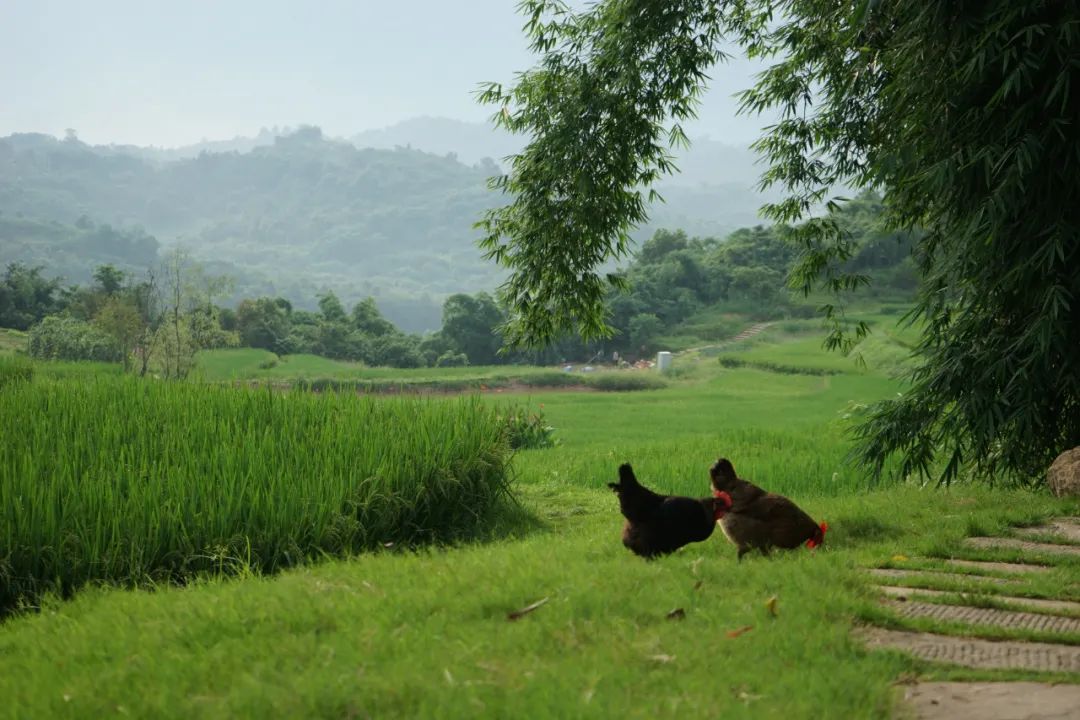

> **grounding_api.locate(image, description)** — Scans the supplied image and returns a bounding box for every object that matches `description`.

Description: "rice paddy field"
[1,315,1077,719]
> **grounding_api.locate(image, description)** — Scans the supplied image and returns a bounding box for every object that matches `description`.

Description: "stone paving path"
[858,628,1080,672]
[1016,519,1080,543]
[884,599,1080,635]
[902,682,1080,720]
[877,585,1080,614]
[963,536,1080,556]
[943,559,1052,575]
[857,517,1080,719]
[866,567,1022,586]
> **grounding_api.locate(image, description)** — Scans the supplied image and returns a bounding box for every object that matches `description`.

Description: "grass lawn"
[2,309,1077,719]
[2,486,1074,719]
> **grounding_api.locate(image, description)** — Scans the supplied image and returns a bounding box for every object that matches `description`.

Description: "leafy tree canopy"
[0,263,62,330]
[480,0,1080,482]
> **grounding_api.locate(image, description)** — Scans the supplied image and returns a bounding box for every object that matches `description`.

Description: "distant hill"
[0,121,777,332]
[0,128,506,330]
[351,116,779,236]
[351,116,522,167]
[102,127,282,163]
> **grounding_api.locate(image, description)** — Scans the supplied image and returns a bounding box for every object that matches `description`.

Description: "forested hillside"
[0,124,777,330]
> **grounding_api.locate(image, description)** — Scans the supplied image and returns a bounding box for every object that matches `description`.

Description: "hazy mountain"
[353,116,770,186]
[351,116,778,236]
[352,116,523,167]
[0,121,776,331]
[102,127,282,163]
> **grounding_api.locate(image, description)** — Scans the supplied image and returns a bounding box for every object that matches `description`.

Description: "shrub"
[436,351,469,367]
[28,315,122,362]
[500,405,558,449]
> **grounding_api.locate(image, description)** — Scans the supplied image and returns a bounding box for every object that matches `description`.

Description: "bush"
[500,405,558,449]
[436,351,469,367]
[28,315,122,362]
[364,335,425,368]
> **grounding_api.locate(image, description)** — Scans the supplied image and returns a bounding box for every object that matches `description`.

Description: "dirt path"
[855,517,1080,719]
[677,321,774,356]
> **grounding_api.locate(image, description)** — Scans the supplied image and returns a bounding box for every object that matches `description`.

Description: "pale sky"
[1,0,768,148]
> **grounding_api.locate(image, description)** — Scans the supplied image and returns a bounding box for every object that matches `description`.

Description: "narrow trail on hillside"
[677,321,774,357]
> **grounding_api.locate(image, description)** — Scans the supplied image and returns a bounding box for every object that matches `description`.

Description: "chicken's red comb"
[805,522,828,549]
[712,490,733,521]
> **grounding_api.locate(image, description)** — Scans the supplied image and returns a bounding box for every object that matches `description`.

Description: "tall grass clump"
[498,405,558,449]
[0,356,34,389]
[0,375,513,614]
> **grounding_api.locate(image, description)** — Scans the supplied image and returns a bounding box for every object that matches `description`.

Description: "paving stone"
[944,559,1052,575]
[867,568,1020,586]
[858,628,1080,672]
[1015,519,1080,544]
[964,537,1080,557]
[901,681,1080,720]
[883,599,1080,635]
[877,585,1080,615]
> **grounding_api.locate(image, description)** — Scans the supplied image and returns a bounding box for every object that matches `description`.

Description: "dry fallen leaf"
[726,625,754,638]
[507,596,549,621]
[738,691,763,704]
[666,608,686,620]
[765,595,778,617]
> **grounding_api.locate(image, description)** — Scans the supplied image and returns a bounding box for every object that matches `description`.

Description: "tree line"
[2,192,914,371]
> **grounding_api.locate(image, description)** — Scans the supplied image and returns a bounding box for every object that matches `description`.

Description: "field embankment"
[196,348,667,394]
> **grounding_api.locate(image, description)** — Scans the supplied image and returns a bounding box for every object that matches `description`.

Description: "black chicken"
[608,463,729,558]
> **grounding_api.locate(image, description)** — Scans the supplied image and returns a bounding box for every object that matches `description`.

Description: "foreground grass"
[1,484,1075,719]
[4,310,1076,718]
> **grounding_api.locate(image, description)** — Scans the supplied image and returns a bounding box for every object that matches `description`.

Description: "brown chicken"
[709,458,827,560]
[609,463,728,558]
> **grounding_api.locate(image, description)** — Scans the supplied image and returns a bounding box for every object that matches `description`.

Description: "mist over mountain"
[350,116,778,236]
[0,119,775,332]
[351,117,523,167]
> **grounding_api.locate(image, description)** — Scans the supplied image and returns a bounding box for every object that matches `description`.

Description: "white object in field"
[656,351,673,373]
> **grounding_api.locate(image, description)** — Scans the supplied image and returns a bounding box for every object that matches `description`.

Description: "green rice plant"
[585,372,667,391]
[718,356,842,376]
[0,356,33,388]
[0,375,514,614]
